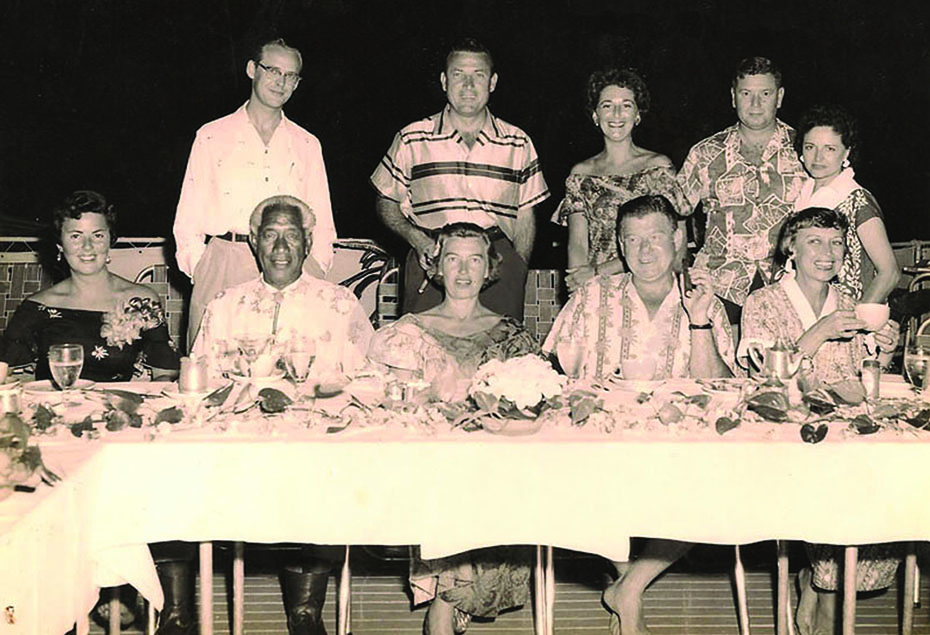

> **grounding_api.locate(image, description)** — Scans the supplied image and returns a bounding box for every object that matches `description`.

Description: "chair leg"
[842,546,858,635]
[146,600,155,635]
[199,542,214,635]
[915,562,921,608]
[903,544,917,635]
[734,545,752,635]
[338,546,351,635]
[232,541,245,635]
[108,587,121,635]
[775,541,789,635]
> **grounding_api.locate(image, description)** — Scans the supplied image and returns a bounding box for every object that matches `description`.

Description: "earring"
[785,257,795,274]
[842,158,850,168]
[105,256,112,265]
[635,116,641,126]
[56,250,62,262]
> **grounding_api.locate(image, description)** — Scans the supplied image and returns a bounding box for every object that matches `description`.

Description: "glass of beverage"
[556,341,586,379]
[48,343,84,405]
[284,337,316,384]
[904,345,930,391]
[236,335,271,378]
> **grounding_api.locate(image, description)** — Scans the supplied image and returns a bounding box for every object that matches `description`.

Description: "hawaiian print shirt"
[543,273,735,384]
[193,274,374,379]
[678,120,808,305]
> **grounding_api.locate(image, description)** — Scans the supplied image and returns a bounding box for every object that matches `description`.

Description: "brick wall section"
[524,269,562,345]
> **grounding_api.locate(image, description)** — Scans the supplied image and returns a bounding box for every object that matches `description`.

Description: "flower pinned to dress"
[100,297,165,349]
[92,345,108,360]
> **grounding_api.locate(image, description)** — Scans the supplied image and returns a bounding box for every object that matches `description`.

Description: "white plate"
[23,378,95,393]
[606,373,662,392]
[161,381,231,400]
[228,371,286,384]
[698,378,748,394]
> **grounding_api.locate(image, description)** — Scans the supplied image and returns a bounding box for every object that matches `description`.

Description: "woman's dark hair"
[795,104,860,165]
[427,222,503,289]
[777,207,849,262]
[52,190,118,246]
[586,67,651,116]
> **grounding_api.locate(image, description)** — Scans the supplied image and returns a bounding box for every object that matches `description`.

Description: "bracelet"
[689,322,712,330]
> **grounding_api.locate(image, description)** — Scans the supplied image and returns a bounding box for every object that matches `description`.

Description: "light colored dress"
[543,273,735,384]
[793,167,884,299]
[367,313,539,402]
[551,166,686,268]
[740,275,901,591]
[367,313,540,623]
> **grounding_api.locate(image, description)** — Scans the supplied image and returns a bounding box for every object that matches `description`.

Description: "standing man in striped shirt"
[371,38,549,320]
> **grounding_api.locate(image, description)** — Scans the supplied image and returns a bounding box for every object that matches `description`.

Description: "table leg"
[108,587,121,634]
[735,545,752,635]
[545,545,555,635]
[232,541,244,635]
[338,546,351,635]
[775,541,789,635]
[534,545,545,635]
[842,546,858,635]
[199,542,213,635]
[903,545,917,635]
[915,562,922,608]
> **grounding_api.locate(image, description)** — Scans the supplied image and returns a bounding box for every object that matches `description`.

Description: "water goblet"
[236,336,271,378]
[284,338,316,384]
[904,345,930,392]
[48,343,84,406]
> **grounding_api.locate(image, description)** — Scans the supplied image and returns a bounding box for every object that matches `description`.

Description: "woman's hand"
[565,264,596,293]
[871,318,900,354]
[811,310,868,343]
[680,268,715,326]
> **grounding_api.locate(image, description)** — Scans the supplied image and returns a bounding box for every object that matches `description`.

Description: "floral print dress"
[0,298,178,381]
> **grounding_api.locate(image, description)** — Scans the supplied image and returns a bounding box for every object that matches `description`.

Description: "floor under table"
[88,543,930,634]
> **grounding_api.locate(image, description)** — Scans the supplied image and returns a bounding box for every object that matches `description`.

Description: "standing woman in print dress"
[794,105,900,302]
[553,68,686,293]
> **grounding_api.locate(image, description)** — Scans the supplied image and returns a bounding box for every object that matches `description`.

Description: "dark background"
[2,0,928,268]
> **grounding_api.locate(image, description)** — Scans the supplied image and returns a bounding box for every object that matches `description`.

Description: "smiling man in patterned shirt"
[677,56,808,325]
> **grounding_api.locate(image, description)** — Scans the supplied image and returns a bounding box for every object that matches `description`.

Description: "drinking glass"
[236,336,271,378]
[556,341,585,379]
[284,337,316,384]
[48,343,84,405]
[904,345,930,391]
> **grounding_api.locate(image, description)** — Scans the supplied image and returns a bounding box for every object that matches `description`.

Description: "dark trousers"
[402,233,528,321]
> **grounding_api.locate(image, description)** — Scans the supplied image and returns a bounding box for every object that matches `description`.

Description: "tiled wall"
[524,269,563,344]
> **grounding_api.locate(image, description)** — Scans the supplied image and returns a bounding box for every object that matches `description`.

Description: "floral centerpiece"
[100,296,165,349]
[449,354,566,433]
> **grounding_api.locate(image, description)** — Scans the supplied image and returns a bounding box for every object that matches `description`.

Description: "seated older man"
[192,195,373,635]
[544,194,734,635]
[193,195,373,380]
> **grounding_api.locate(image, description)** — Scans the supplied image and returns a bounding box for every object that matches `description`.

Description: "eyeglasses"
[256,62,301,86]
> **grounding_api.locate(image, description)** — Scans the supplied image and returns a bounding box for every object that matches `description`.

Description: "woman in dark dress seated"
[0,190,179,383]
[368,223,540,634]
[0,190,181,630]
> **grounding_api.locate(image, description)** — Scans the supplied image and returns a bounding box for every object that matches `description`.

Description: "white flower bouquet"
[100,297,165,349]
[452,354,566,433]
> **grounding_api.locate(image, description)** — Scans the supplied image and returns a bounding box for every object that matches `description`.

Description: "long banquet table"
[2,378,930,634]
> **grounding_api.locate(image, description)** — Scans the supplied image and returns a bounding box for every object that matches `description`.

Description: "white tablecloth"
[3,381,930,633]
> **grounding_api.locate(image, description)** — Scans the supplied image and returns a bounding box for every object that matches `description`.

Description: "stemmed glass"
[904,345,930,392]
[284,337,316,384]
[556,341,585,380]
[236,336,271,378]
[48,343,84,405]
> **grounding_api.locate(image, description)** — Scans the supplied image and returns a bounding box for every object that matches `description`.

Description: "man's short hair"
[586,67,651,116]
[732,56,782,89]
[249,37,303,73]
[616,195,680,238]
[443,37,494,74]
[249,195,316,239]
[795,104,860,165]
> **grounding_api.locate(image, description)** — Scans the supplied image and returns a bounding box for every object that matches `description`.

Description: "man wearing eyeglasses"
[173,37,336,349]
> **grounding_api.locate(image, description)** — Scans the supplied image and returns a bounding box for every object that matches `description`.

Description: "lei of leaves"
[714,378,930,444]
[443,389,604,431]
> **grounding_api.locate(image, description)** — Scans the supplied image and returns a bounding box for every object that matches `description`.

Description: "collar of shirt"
[234,101,294,144]
[259,273,306,298]
[723,119,793,168]
[780,271,838,329]
[796,166,858,211]
[433,104,502,142]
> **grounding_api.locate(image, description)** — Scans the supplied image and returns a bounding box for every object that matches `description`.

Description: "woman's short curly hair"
[586,67,651,116]
[777,207,849,262]
[52,190,118,246]
[426,222,503,290]
[795,104,860,165]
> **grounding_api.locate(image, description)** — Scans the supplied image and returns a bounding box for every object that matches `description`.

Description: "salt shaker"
[860,358,881,401]
[179,356,208,393]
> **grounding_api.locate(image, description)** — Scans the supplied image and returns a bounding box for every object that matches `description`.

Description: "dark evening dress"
[0,298,179,381]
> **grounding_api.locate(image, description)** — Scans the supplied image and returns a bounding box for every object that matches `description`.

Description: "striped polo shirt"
[370,106,549,240]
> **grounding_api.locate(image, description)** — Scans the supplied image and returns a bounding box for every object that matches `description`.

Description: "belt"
[422,225,508,241]
[213,232,250,243]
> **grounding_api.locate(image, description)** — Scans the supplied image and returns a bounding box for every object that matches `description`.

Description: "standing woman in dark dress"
[0,190,179,383]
